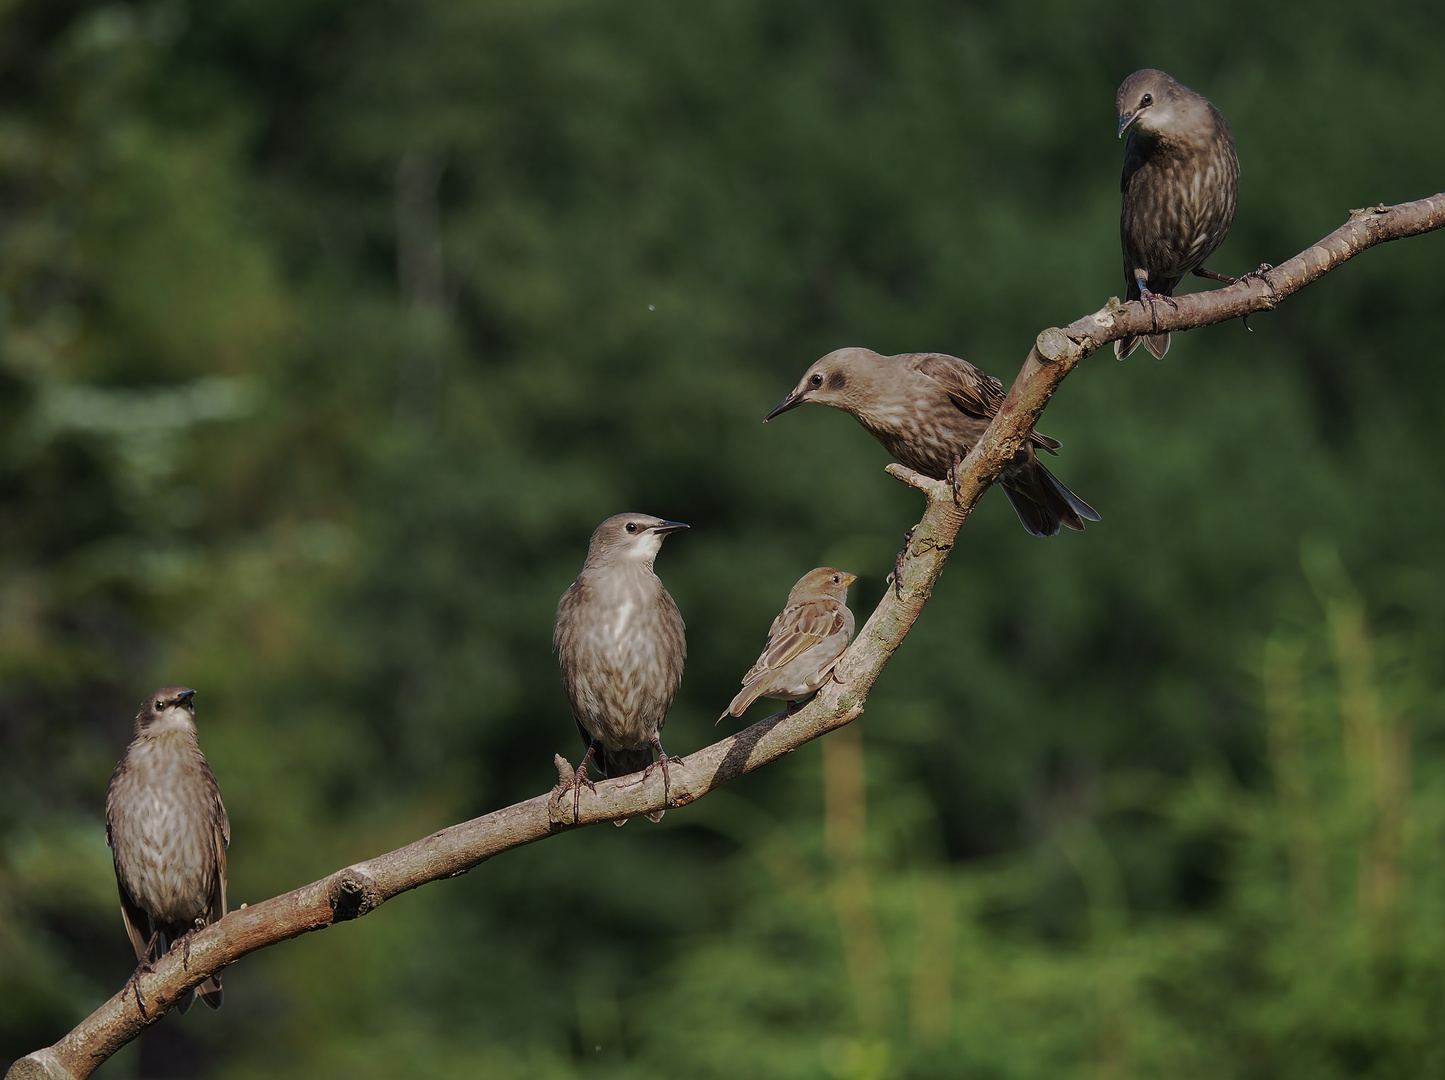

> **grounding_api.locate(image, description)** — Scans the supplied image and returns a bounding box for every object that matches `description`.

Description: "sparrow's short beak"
[652,521,689,535]
[840,573,858,588]
[764,389,805,422]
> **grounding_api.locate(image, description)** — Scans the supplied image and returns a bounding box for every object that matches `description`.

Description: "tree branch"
[9,191,1443,1080]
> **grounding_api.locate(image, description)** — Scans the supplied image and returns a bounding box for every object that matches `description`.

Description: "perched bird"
[766,348,1099,537]
[554,513,689,824]
[721,567,856,721]
[105,687,229,1015]
[1115,68,1240,359]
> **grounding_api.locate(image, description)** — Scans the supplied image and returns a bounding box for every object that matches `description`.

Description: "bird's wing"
[116,874,155,963]
[742,600,846,682]
[1121,132,1149,194]
[913,352,1061,455]
[105,781,155,962]
[913,353,1005,418]
[203,759,230,924]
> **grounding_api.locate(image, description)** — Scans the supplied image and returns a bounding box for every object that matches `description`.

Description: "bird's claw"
[555,765,597,825]
[128,969,149,1018]
[644,739,679,810]
[1138,285,1179,332]
[946,458,963,503]
[127,942,158,1018]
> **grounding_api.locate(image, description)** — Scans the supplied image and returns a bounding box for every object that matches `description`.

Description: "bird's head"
[136,686,198,735]
[764,347,880,421]
[1115,68,1184,139]
[789,567,857,605]
[586,513,689,569]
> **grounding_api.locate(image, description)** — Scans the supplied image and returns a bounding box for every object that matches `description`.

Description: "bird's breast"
[108,738,219,922]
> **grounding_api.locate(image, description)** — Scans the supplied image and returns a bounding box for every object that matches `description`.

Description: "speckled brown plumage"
[105,686,228,1014]
[723,567,856,720]
[767,348,1099,537]
[1116,68,1240,359]
[554,513,688,823]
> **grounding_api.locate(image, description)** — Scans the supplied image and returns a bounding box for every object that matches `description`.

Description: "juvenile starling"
[1115,68,1240,359]
[721,567,856,721]
[767,348,1099,537]
[554,513,689,824]
[105,687,229,1015]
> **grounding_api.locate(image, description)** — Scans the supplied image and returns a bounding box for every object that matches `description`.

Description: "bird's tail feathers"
[198,975,223,1010]
[1004,463,1100,538]
[723,678,766,721]
[596,745,654,779]
[1115,332,1169,360]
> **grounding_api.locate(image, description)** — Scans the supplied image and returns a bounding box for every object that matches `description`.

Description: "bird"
[554,513,689,825]
[1115,68,1240,360]
[105,686,229,1016]
[721,567,856,721]
[766,347,1099,537]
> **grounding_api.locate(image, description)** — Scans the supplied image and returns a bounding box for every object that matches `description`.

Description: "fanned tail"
[1003,462,1101,538]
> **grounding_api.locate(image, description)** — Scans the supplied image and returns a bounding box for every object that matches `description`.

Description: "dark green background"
[4,1,1444,1076]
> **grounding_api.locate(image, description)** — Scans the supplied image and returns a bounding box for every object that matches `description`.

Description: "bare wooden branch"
[9,192,1443,1080]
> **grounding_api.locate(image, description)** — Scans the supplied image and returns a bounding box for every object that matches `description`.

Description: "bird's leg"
[643,735,682,810]
[1237,265,1276,333]
[1191,265,1238,285]
[127,968,149,1019]
[180,916,207,970]
[946,455,964,503]
[126,929,161,1017]
[892,527,916,599]
[1135,278,1179,332]
[555,740,599,824]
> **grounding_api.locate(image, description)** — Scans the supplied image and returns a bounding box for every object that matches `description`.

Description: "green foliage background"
[3,0,1445,1076]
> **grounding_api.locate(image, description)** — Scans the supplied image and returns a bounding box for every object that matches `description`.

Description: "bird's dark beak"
[1117,112,1138,138]
[652,521,689,535]
[764,389,806,422]
[177,689,197,707]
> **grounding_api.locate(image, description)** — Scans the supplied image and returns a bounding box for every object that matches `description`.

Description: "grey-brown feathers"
[724,567,856,719]
[105,686,228,1012]
[554,514,688,779]
[768,348,1098,537]
[1116,69,1240,359]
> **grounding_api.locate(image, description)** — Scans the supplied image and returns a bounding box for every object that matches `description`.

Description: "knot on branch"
[330,867,382,922]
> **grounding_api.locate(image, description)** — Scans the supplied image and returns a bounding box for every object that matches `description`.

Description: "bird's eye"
[832,575,839,583]
[625,522,638,533]
[1141,93,1153,107]
[809,373,824,387]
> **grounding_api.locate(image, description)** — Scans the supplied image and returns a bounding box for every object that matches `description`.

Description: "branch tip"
[553,754,574,788]
[1035,327,1081,363]
[4,1051,76,1080]
[885,463,950,499]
